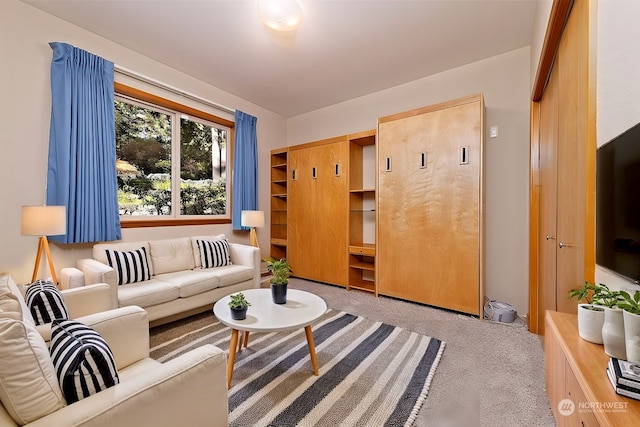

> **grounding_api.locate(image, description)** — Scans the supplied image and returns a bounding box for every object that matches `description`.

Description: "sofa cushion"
[50,319,119,404]
[190,234,226,268]
[149,237,196,275]
[25,280,69,325]
[210,265,255,287]
[0,292,21,321]
[105,247,152,286]
[117,279,179,308]
[93,241,154,277]
[155,270,220,299]
[0,318,65,425]
[0,274,36,326]
[197,239,231,268]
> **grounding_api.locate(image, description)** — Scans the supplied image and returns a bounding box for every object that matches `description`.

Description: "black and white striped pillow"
[25,280,69,325]
[105,247,151,285]
[197,239,231,268]
[49,320,119,404]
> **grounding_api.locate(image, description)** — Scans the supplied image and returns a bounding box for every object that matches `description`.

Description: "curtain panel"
[231,110,258,230]
[46,42,121,243]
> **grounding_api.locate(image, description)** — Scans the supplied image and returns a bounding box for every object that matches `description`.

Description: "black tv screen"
[597,122,640,284]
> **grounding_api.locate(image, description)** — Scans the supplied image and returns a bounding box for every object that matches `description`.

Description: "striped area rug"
[150,309,445,427]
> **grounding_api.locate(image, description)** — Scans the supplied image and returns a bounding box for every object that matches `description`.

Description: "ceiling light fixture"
[257,0,303,32]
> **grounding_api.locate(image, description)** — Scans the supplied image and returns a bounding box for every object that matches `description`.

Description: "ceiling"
[22,0,539,118]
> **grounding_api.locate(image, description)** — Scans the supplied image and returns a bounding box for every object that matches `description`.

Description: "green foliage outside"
[115,100,227,216]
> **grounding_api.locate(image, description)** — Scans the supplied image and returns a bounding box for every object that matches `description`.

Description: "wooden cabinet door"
[377,96,483,315]
[288,140,348,286]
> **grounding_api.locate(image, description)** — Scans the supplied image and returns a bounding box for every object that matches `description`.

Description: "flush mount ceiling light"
[257,0,303,32]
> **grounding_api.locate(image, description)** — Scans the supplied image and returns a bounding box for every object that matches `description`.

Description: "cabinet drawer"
[349,245,375,256]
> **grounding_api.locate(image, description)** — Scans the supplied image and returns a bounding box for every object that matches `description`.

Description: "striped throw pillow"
[25,280,69,325]
[49,320,119,404]
[105,247,151,286]
[197,239,231,268]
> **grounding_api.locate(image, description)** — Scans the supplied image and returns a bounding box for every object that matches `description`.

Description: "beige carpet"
[150,278,555,427]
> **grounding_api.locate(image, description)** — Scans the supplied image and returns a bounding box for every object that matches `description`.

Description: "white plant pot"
[602,307,626,359]
[623,310,640,363]
[577,303,604,344]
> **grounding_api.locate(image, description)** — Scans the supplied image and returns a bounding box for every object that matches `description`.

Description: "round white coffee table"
[213,288,327,389]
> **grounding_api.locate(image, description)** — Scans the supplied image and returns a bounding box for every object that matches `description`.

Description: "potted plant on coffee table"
[568,281,606,344]
[266,257,292,304]
[228,292,251,320]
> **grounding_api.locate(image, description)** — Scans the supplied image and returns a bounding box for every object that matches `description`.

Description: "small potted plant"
[618,289,640,363]
[266,257,292,304]
[228,292,251,320]
[592,284,626,359]
[568,281,606,344]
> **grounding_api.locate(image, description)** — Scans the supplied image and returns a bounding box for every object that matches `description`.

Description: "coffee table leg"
[227,329,239,389]
[244,331,250,348]
[304,325,319,376]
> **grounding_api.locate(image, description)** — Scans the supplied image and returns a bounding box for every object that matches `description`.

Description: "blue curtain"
[232,110,258,230]
[46,42,121,243]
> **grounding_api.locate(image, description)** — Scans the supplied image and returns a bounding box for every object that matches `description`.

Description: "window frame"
[115,83,235,228]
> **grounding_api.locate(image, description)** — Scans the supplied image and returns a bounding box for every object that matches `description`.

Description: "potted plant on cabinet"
[594,285,626,359]
[568,281,607,344]
[266,257,292,304]
[228,292,251,320]
[617,289,640,363]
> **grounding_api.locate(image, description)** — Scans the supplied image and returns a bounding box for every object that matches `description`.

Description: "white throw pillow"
[190,234,227,268]
[0,318,65,425]
[197,239,232,268]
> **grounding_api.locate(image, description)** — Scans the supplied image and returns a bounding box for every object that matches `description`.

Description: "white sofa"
[76,235,260,325]
[0,274,228,427]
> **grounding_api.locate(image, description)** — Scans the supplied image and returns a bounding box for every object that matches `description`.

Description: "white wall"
[530,0,554,90]
[595,0,640,292]
[0,0,286,284]
[287,48,532,315]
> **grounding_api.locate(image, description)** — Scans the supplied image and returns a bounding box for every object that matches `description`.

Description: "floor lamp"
[241,210,265,250]
[21,205,66,286]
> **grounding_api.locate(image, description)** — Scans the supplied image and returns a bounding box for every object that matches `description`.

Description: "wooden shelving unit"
[347,130,377,295]
[270,148,288,260]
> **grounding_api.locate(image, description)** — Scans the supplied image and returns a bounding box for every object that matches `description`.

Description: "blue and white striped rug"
[151,309,445,427]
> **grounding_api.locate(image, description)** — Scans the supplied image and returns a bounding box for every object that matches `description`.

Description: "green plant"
[618,290,640,315]
[228,292,251,309]
[265,258,292,286]
[569,282,621,308]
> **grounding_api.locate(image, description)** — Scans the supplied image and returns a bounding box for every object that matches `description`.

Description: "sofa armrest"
[62,283,115,318]
[76,259,118,308]
[26,345,228,427]
[229,243,260,288]
[59,267,85,290]
[78,306,150,371]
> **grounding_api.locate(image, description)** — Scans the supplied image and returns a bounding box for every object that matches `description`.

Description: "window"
[114,84,234,226]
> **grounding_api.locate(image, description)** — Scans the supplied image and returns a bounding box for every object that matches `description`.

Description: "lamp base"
[31,236,58,287]
[249,227,259,249]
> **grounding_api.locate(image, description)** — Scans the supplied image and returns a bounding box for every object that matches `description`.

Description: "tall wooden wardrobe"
[377,94,485,316]
[287,137,349,287]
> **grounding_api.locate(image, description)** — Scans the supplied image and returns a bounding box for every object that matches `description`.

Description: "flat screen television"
[597,122,640,284]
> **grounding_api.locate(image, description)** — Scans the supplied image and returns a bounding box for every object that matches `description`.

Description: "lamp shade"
[21,206,66,236]
[257,0,303,32]
[241,210,265,228]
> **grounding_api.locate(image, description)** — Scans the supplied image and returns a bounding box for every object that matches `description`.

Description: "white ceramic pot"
[602,307,626,359]
[623,310,640,363]
[577,304,605,344]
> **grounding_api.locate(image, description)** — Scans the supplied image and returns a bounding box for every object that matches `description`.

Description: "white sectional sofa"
[76,235,260,325]
[0,274,228,427]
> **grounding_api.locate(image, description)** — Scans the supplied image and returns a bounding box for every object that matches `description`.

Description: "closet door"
[288,140,349,286]
[377,95,484,315]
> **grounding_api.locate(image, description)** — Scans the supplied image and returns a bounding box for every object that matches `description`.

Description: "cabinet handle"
[420,152,427,169]
[335,163,340,177]
[312,167,317,179]
[460,146,470,165]
[385,157,392,172]
[292,169,297,180]
[546,235,556,240]
[559,242,576,249]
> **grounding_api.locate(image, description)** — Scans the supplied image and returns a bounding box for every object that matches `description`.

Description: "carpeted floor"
[150,278,555,427]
